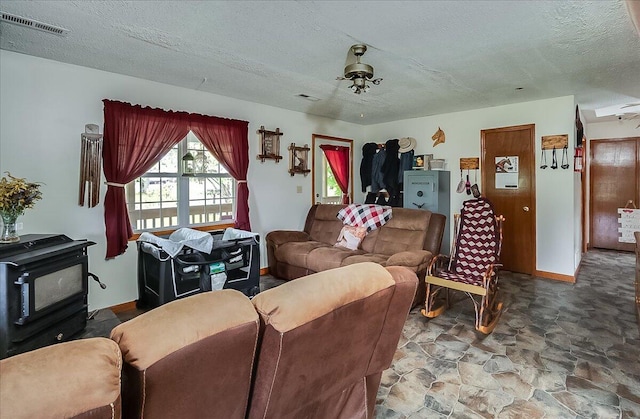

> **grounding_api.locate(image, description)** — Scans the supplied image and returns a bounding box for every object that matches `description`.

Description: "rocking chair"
[421,198,505,334]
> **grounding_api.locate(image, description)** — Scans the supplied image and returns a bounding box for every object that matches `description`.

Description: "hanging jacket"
[370,148,387,193]
[398,150,414,183]
[382,139,400,196]
[360,142,378,192]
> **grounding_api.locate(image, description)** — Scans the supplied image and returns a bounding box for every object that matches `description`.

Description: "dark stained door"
[481,124,536,275]
[590,138,640,251]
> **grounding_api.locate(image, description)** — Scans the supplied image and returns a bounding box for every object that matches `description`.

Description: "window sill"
[129,222,235,241]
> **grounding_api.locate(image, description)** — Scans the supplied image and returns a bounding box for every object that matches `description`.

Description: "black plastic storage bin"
[136,229,260,309]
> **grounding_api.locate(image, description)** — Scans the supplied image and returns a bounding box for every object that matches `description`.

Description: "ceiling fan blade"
[336,76,347,81]
[620,103,640,109]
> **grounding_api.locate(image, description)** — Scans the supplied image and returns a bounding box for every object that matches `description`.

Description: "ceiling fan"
[618,103,640,128]
[336,44,382,94]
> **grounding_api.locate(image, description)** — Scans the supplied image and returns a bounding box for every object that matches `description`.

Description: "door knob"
[523,206,530,212]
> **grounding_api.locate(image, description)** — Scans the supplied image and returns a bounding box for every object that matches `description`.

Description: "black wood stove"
[0,234,95,359]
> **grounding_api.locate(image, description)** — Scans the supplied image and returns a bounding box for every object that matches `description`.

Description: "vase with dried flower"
[0,172,43,243]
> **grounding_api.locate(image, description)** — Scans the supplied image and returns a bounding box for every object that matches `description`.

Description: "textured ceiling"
[1,1,639,125]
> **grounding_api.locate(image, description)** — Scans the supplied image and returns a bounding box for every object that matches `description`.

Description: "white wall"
[0,50,363,309]
[586,119,640,139]
[1,49,589,309]
[362,96,578,276]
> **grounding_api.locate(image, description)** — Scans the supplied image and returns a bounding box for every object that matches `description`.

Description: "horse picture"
[431,127,445,147]
[495,157,513,173]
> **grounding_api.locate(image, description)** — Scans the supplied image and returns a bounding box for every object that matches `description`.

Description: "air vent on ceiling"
[0,11,69,37]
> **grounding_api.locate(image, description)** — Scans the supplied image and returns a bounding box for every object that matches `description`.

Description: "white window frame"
[321,156,342,204]
[126,132,236,232]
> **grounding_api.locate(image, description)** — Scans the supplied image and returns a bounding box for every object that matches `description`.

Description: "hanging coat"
[382,139,400,196]
[360,142,378,192]
[370,148,387,193]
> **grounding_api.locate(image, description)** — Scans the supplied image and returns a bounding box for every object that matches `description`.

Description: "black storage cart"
[137,229,260,309]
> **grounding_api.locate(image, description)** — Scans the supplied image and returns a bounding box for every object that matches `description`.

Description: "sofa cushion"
[307,205,344,244]
[252,262,395,333]
[111,290,258,370]
[0,338,122,419]
[342,253,389,266]
[386,250,433,272]
[307,246,365,272]
[275,241,331,268]
[372,208,432,255]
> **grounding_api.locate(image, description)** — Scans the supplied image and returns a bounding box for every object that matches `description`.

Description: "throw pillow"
[334,225,368,250]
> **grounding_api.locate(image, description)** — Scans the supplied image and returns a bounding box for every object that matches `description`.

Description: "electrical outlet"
[296,186,302,194]
[16,222,23,230]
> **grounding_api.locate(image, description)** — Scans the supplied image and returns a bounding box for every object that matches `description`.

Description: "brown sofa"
[267,204,446,305]
[0,263,415,419]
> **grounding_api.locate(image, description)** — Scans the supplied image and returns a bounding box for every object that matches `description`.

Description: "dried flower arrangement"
[0,172,43,219]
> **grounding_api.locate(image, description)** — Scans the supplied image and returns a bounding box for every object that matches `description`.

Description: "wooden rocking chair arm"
[427,254,450,275]
[482,263,501,287]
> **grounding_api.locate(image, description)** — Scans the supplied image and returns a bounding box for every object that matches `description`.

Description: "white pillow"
[334,225,368,250]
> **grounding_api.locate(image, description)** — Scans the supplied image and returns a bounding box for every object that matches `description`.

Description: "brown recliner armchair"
[110,290,259,419]
[0,338,122,419]
[247,262,417,419]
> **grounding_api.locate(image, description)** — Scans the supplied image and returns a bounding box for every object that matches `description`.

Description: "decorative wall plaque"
[257,126,283,162]
[288,143,310,176]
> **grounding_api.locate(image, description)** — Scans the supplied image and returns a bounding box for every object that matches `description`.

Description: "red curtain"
[102,100,190,258]
[191,116,251,231]
[320,145,350,204]
[102,100,250,258]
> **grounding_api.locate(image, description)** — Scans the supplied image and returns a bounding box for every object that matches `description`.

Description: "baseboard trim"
[110,301,137,313]
[260,267,269,276]
[535,270,575,283]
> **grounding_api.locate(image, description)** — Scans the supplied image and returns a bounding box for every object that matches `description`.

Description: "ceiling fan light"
[338,44,381,94]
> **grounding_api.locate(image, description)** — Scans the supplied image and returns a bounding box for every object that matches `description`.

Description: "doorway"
[311,134,354,205]
[589,137,640,251]
[481,124,536,275]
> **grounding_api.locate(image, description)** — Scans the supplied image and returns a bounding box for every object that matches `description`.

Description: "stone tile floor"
[103,249,639,418]
[376,249,640,418]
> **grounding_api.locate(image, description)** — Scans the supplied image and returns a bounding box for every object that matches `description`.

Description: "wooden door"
[481,124,536,275]
[590,138,640,251]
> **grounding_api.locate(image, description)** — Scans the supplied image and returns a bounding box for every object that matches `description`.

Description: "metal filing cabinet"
[403,170,450,255]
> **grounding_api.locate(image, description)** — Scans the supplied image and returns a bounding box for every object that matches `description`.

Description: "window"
[322,156,341,204]
[126,132,235,231]
[311,134,353,205]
